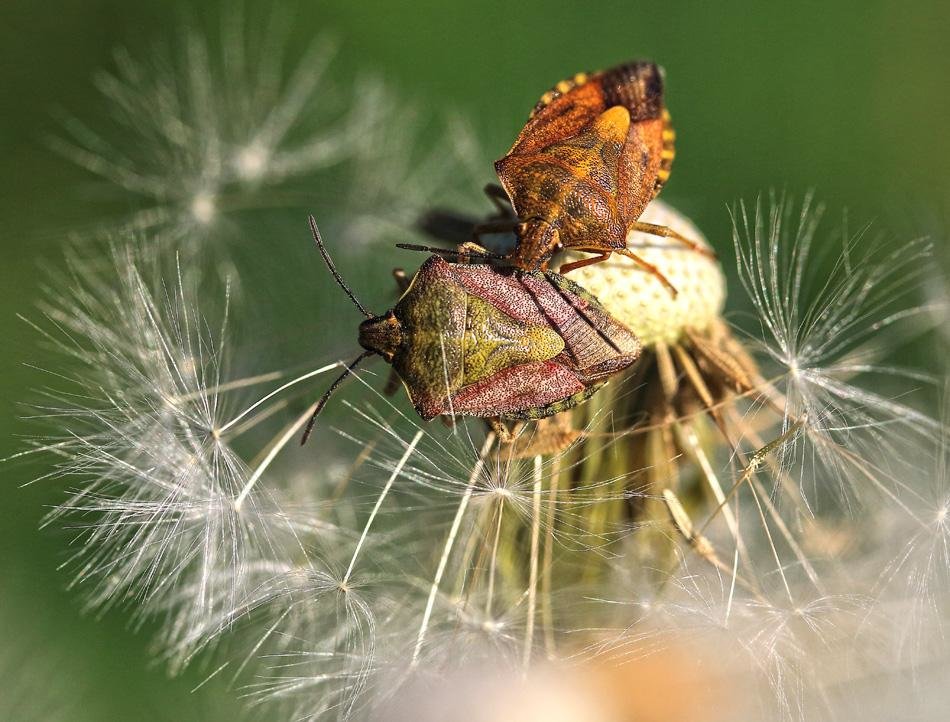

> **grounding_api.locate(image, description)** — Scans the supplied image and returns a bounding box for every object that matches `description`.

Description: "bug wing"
[498,61,665,160]
[615,115,666,221]
[496,62,669,226]
[444,264,640,418]
[447,262,549,326]
[448,360,592,419]
[519,272,642,381]
[448,262,641,379]
[440,264,582,418]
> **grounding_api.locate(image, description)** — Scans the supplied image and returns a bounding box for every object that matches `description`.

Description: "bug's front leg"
[628,221,717,260]
[483,183,516,218]
[557,251,610,275]
[616,248,679,298]
[392,267,410,293]
[471,218,520,245]
[487,417,514,444]
[558,246,679,297]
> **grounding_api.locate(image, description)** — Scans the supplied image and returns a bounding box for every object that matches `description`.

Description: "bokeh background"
[1,1,948,719]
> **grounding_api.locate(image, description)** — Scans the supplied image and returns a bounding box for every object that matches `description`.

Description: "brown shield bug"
[300,216,642,444]
[489,61,714,295]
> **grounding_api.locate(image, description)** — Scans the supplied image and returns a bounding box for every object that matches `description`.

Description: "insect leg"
[483,183,516,218]
[472,218,520,244]
[487,417,514,444]
[557,251,610,275]
[627,221,718,260]
[616,248,679,298]
[383,368,401,397]
[392,268,410,293]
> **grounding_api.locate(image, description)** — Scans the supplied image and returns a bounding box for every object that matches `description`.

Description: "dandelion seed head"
[565,200,726,347]
[25,237,347,671]
[235,142,270,181]
[731,194,938,509]
[25,217,947,720]
[190,191,217,225]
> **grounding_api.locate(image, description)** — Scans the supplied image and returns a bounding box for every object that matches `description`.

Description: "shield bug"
[300,216,642,444]
[490,61,714,295]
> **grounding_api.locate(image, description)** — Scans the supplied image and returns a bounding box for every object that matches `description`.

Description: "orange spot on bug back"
[592,106,631,144]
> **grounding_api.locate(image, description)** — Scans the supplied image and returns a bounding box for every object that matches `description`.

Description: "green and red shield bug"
[300,216,642,444]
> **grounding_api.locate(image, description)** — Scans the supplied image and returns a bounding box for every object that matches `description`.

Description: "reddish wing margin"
[448,361,588,419]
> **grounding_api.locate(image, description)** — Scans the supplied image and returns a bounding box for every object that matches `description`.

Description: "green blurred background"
[1,1,947,719]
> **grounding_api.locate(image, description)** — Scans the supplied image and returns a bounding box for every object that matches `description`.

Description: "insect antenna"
[300,350,374,445]
[395,243,509,263]
[309,215,372,319]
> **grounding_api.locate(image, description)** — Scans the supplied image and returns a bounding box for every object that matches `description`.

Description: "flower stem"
[541,456,560,659]
[485,499,504,619]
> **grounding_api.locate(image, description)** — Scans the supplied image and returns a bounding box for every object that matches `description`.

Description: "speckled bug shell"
[495,61,675,270]
[358,256,641,421]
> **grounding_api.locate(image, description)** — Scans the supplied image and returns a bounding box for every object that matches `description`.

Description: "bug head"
[510,219,555,271]
[357,311,402,362]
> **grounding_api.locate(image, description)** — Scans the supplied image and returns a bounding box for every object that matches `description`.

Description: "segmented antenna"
[300,350,373,445]
[395,243,509,263]
[309,215,372,318]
